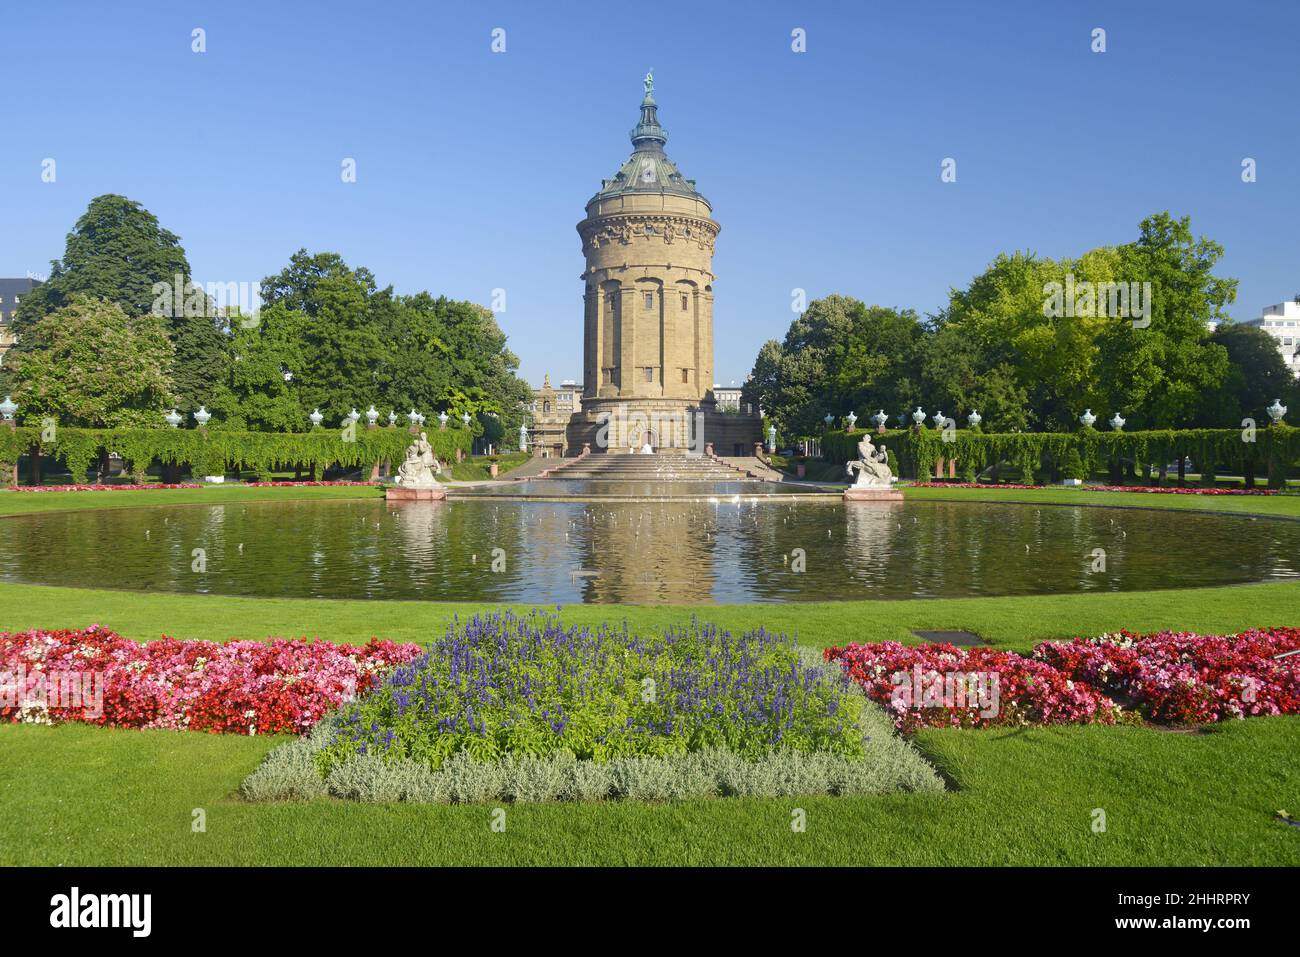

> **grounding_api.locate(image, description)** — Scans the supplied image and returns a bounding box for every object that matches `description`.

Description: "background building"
[565,76,761,455]
[531,374,583,456]
[0,277,41,368]
[712,383,743,412]
[1241,301,1300,378]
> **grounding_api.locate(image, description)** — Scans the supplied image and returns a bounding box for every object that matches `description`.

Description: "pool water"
[2,498,1296,604]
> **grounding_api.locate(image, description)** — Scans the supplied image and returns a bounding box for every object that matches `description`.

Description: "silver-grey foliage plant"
[241,657,943,805]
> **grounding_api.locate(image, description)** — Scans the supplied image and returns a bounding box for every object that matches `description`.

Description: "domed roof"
[589,75,708,206]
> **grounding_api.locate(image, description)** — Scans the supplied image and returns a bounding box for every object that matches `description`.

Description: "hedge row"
[0,425,473,483]
[821,425,1299,489]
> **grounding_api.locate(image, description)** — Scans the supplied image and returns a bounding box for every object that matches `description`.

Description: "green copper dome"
[590,76,708,205]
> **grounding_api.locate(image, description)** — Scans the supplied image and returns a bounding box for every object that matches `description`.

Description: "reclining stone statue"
[846,435,893,488]
[395,432,441,488]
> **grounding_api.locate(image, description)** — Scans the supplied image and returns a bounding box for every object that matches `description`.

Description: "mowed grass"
[0,482,379,517]
[2,580,1299,655]
[438,452,529,482]
[0,718,1295,865]
[2,481,1298,865]
[903,483,1300,519]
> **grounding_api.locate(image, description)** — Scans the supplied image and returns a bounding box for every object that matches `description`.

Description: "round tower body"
[567,78,759,455]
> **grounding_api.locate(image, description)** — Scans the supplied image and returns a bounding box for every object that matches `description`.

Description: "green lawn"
[0,482,378,517]
[2,481,1298,865]
[903,483,1300,519]
[1,579,1298,654]
[438,451,530,482]
[1,718,1294,865]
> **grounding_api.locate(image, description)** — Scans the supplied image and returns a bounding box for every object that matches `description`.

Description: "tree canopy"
[7,296,176,428]
[8,193,227,415]
[222,250,532,434]
[5,200,534,438]
[749,212,1256,437]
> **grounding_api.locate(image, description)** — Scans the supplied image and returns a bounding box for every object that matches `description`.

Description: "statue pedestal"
[385,485,447,503]
[843,487,903,503]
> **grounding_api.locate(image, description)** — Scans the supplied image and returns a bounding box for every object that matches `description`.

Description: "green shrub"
[1060,448,1087,481]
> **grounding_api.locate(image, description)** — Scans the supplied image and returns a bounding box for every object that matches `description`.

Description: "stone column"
[619,285,637,398]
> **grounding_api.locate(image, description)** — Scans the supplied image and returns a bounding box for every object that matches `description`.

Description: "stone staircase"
[541,452,763,483]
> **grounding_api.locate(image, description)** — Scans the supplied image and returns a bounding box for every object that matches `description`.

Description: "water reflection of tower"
[576,502,717,603]
[724,499,794,599]
[515,501,587,599]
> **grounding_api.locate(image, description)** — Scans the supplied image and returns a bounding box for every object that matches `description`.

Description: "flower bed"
[910,482,1040,490]
[7,480,376,492]
[0,626,421,733]
[826,628,1300,730]
[1033,628,1300,723]
[241,481,377,488]
[910,482,1277,495]
[1082,485,1278,496]
[322,613,866,771]
[8,483,203,492]
[824,641,1123,732]
[243,613,944,803]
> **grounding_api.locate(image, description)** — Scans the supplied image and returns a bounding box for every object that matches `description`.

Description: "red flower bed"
[827,628,1300,730]
[911,482,1277,495]
[911,483,1040,490]
[8,484,201,492]
[7,481,376,492]
[823,641,1122,731]
[0,626,421,734]
[241,481,377,488]
[1082,485,1277,496]
[1033,628,1300,723]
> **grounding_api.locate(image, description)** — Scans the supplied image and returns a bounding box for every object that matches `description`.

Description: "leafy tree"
[744,296,923,437]
[382,292,532,432]
[8,296,176,428]
[1196,323,1299,426]
[830,303,926,415]
[918,323,1030,431]
[255,251,386,426]
[221,306,310,431]
[1095,213,1232,428]
[937,213,1233,430]
[9,194,229,414]
[939,250,1095,430]
[743,339,785,426]
[235,250,532,435]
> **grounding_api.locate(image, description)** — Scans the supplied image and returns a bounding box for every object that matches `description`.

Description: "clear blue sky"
[3,0,1297,388]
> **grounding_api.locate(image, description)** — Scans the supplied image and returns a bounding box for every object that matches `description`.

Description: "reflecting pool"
[3,498,1298,604]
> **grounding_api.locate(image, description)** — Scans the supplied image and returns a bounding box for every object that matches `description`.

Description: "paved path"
[719,456,790,482]
[500,456,560,480]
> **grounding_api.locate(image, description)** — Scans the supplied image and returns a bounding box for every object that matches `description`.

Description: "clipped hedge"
[0,425,472,483]
[821,424,1299,489]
